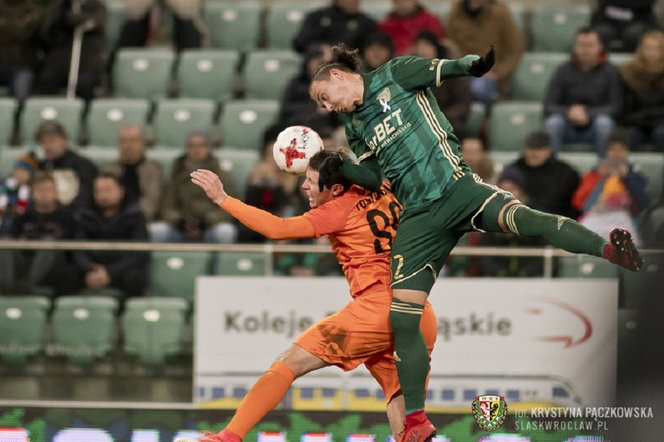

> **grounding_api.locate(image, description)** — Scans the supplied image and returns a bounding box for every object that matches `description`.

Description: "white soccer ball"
[272,125,325,175]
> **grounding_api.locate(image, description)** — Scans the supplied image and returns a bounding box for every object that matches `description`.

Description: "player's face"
[311,73,361,113]
[302,168,334,209]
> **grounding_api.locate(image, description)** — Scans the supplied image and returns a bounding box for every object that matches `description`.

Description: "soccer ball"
[272,126,324,175]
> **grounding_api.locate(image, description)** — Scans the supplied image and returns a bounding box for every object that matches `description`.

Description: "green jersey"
[343,56,472,211]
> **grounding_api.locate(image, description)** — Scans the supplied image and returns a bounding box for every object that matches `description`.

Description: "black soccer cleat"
[609,228,644,272]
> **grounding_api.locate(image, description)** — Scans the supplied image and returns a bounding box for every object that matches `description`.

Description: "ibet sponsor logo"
[365,109,411,153]
[513,406,654,431]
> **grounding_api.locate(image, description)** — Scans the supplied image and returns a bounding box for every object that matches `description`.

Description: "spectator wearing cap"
[0,152,39,234]
[572,129,649,245]
[151,129,238,243]
[378,0,444,56]
[362,32,395,72]
[506,131,581,219]
[37,121,97,210]
[412,30,471,140]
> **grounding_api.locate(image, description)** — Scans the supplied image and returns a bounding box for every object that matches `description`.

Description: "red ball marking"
[279,138,307,168]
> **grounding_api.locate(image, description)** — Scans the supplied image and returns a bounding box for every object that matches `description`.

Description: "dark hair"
[308,147,354,192]
[32,171,55,187]
[524,131,551,149]
[577,26,600,38]
[607,128,631,149]
[311,43,363,83]
[35,120,68,142]
[95,171,123,186]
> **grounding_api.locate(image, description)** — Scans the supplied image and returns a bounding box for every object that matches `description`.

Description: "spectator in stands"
[117,0,208,51]
[0,0,43,101]
[446,0,524,103]
[361,31,395,72]
[74,172,148,299]
[544,27,622,157]
[592,0,658,53]
[100,125,163,223]
[36,0,106,101]
[506,131,581,219]
[620,30,664,153]
[0,172,79,296]
[412,30,471,140]
[477,166,547,277]
[378,0,444,56]
[279,44,339,133]
[460,136,498,185]
[0,152,39,235]
[572,129,649,246]
[152,129,238,243]
[293,0,378,55]
[37,121,97,210]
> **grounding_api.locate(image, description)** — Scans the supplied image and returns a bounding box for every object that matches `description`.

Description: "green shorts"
[390,173,517,293]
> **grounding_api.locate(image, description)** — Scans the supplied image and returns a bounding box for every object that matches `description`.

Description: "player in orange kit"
[176,148,437,442]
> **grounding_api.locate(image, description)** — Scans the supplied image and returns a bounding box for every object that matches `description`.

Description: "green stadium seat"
[531,5,592,53]
[0,98,17,145]
[620,253,664,309]
[148,251,211,301]
[214,251,267,276]
[153,99,216,148]
[511,52,568,102]
[608,52,633,68]
[203,1,262,51]
[105,0,126,55]
[361,1,392,21]
[630,152,664,202]
[0,296,50,365]
[177,49,240,102]
[86,98,151,147]
[243,50,301,100]
[0,147,30,179]
[78,147,119,167]
[556,152,599,176]
[51,296,119,365]
[20,97,84,145]
[557,255,618,278]
[216,148,261,200]
[489,101,544,152]
[220,99,279,150]
[466,101,486,137]
[508,2,526,36]
[265,1,323,49]
[113,49,175,100]
[121,297,188,367]
[145,148,183,180]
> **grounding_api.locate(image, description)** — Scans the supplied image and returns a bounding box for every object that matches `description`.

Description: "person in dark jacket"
[36,0,106,100]
[293,0,378,55]
[506,131,581,220]
[73,172,148,299]
[592,0,658,52]
[544,27,622,156]
[0,0,43,101]
[0,172,79,296]
[37,120,97,209]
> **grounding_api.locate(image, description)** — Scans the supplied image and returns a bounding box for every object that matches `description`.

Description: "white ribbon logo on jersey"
[377,88,391,113]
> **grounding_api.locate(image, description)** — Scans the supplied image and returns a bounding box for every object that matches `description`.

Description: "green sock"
[390,298,428,414]
[506,205,608,256]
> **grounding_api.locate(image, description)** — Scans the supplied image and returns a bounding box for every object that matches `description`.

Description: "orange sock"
[226,362,295,439]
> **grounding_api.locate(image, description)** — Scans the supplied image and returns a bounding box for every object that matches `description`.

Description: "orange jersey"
[304,183,401,298]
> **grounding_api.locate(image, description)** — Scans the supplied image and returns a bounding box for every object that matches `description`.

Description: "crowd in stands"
[1,0,664,300]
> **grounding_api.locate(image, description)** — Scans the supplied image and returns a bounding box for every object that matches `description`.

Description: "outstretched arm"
[190,169,315,240]
[319,155,383,192]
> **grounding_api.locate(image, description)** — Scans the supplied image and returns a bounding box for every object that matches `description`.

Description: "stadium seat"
[214,251,267,276]
[86,98,151,147]
[219,100,279,150]
[243,50,302,100]
[531,5,592,53]
[51,296,119,365]
[557,255,618,278]
[608,52,633,67]
[216,148,261,200]
[0,98,17,145]
[466,102,486,137]
[78,147,119,167]
[145,148,182,180]
[620,253,664,309]
[121,297,188,367]
[630,152,664,202]
[265,1,323,49]
[508,2,526,36]
[511,52,568,102]
[113,49,176,100]
[556,152,599,176]
[0,147,30,179]
[361,1,392,21]
[0,296,50,365]
[489,101,544,152]
[203,1,262,51]
[148,251,211,301]
[153,99,216,148]
[176,49,240,102]
[105,0,126,57]
[20,97,84,145]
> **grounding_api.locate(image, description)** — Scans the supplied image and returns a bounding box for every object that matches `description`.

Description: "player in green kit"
[309,44,643,442]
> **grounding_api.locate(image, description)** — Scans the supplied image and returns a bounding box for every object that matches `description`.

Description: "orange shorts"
[294,289,437,403]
